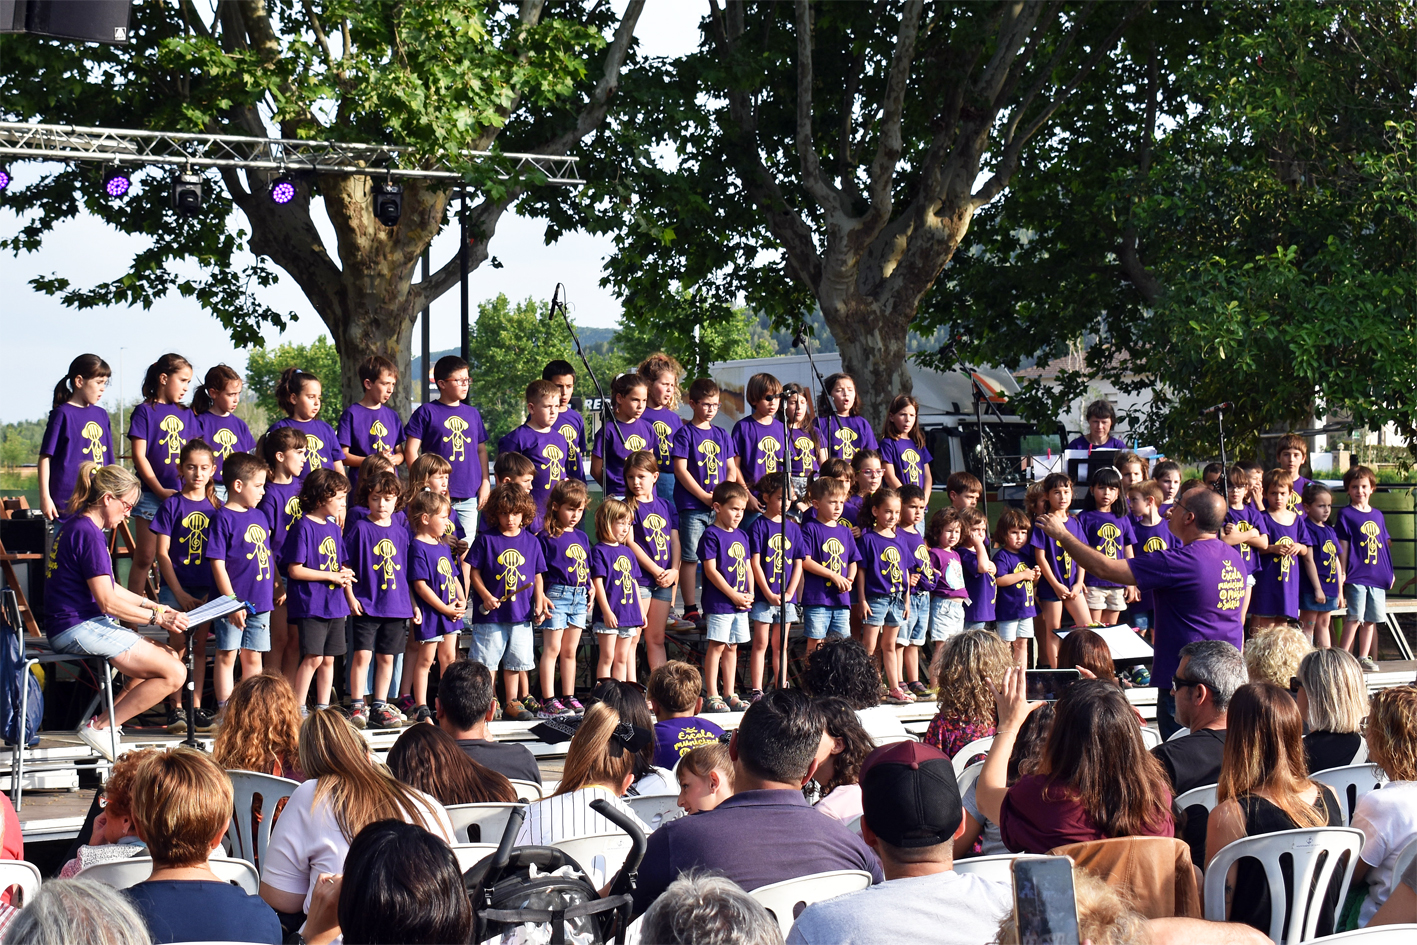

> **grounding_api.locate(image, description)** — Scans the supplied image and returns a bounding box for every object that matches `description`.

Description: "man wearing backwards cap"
[787,741,1012,945]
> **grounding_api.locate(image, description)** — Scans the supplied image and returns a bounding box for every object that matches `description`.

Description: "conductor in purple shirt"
[1064,399,1127,452]
[1034,489,1245,740]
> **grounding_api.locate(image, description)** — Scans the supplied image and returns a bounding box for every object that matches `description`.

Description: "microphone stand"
[549,284,626,480]
[793,321,840,463]
[940,341,1010,517]
[1214,406,1229,498]
[775,386,794,690]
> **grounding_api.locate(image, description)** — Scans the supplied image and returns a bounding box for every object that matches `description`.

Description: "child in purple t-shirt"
[925,508,967,690]
[39,354,113,523]
[1222,464,1270,625]
[591,374,655,501]
[895,486,933,698]
[127,353,194,599]
[337,355,405,497]
[343,470,413,730]
[1252,470,1310,628]
[404,356,490,540]
[959,508,997,629]
[207,453,276,715]
[590,498,645,681]
[1336,465,1394,670]
[1127,479,1173,632]
[1299,481,1345,648]
[729,373,789,515]
[672,378,737,627]
[855,488,911,703]
[267,368,344,478]
[498,380,571,532]
[282,468,356,714]
[747,477,803,701]
[536,480,592,717]
[698,481,754,713]
[879,395,934,494]
[256,427,307,680]
[992,508,1041,668]
[820,373,878,462]
[193,364,257,501]
[626,451,681,674]
[1078,468,1138,626]
[800,478,861,653]
[399,490,467,719]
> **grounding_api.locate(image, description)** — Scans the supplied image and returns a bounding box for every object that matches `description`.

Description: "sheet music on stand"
[182,596,249,624]
[1056,625,1154,662]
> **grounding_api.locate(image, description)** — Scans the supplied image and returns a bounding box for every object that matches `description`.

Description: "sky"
[0,2,701,424]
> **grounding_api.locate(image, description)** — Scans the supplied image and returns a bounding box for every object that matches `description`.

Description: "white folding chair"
[450,843,499,873]
[845,815,862,835]
[509,778,546,801]
[1387,836,1417,900]
[952,853,1049,885]
[83,855,261,895]
[0,861,42,907]
[1202,827,1364,944]
[956,761,985,802]
[871,732,916,747]
[1140,727,1163,750]
[1168,727,1193,741]
[1174,783,1219,815]
[443,802,525,844]
[552,832,634,888]
[225,770,299,866]
[1311,765,1386,826]
[1304,925,1417,942]
[624,793,685,832]
[749,870,874,938]
[951,737,994,776]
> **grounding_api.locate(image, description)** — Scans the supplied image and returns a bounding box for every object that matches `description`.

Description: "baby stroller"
[465,799,646,945]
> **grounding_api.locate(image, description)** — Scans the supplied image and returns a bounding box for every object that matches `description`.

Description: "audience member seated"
[3,878,151,945]
[435,659,542,784]
[979,672,1174,854]
[300,820,474,945]
[957,704,1054,859]
[1349,686,1417,925]
[923,629,1012,758]
[638,872,784,945]
[1369,854,1416,926]
[633,689,884,915]
[811,697,873,823]
[514,703,651,845]
[590,679,678,795]
[1243,625,1312,690]
[1058,628,1120,686]
[801,639,907,740]
[648,661,726,769]
[788,741,1012,945]
[1,791,20,862]
[124,748,282,944]
[1294,647,1368,773]
[1206,681,1343,937]
[386,722,517,806]
[260,709,455,918]
[212,674,306,781]
[677,743,735,815]
[59,748,159,878]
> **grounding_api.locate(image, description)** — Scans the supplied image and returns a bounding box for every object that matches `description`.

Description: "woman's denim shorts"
[50,616,142,660]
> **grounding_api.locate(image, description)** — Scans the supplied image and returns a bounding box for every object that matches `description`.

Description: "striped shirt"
[514,786,649,845]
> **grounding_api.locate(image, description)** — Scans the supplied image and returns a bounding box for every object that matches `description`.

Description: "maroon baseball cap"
[859,740,963,848]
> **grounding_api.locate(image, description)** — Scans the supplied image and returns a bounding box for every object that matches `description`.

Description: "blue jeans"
[1345,584,1387,623]
[864,593,908,628]
[678,509,713,564]
[50,616,142,660]
[452,496,480,544]
[706,611,750,644]
[750,600,799,625]
[929,598,965,641]
[897,592,930,645]
[803,606,851,640]
[538,584,588,630]
[470,621,535,671]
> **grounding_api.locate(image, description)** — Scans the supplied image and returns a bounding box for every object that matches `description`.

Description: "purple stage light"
[270,177,296,204]
[0,169,10,192]
[104,168,131,197]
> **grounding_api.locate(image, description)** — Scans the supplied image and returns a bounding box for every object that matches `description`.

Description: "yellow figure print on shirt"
[766,533,792,587]
[211,427,238,461]
[373,539,400,590]
[369,420,392,453]
[823,537,847,575]
[699,440,723,485]
[1218,559,1245,611]
[879,546,905,594]
[436,555,458,603]
[758,435,782,474]
[443,416,470,463]
[304,433,326,470]
[834,427,859,461]
[566,543,590,587]
[643,513,671,560]
[727,541,750,594]
[158,414,186,468]
[318,535,340,573]
[1359,521,1382,565]
[244,523,272,582]
[793,434,816,475]
[542,444,566,484]
[624,434,648,454]
[1094,522,1123,558]
[913,542,936,586]
[1012,561,1036,608]
[81,421,107,464]
[900,448,922,485]
[1321,539,1339,583]
[1235,520,1255,567]
[178,511,210,566]
[652,421,674,465]
[613,554,637,604]
[1274,536,1295,581]
[284,495,304,534]
[558,423,581,470]
[496,549,526,598]
[1142,536,1168,555]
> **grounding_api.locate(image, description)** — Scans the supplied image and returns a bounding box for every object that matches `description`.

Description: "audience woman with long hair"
[259,709,455,917]
[1294,647,1368,774]
[386,722,516,806]
[1349,686,1417,926]
[211,674,305,781]
[811,697,875,823]
[589,678,676,796]
[923,629,1013,759]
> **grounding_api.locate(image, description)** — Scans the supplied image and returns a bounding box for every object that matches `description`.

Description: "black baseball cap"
[859,741,963,848]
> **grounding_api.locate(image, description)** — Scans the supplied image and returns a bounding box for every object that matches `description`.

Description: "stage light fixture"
[0,168,9,192]
[104,166,131,198]
[171,170,203,216]
[269,176,296,205]
[373,179,403,227]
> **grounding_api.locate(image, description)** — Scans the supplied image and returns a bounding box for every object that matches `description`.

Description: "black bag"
[0,590,41,748]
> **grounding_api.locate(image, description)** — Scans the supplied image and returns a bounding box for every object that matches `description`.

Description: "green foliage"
[0,420,43,468]
[467,295,575,447]
[611,294,775,380]
[246,336,343,428]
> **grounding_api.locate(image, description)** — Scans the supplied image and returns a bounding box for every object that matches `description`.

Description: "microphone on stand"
[1200,402,1233,416]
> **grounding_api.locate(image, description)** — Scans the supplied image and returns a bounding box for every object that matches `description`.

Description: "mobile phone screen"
[1012,855,1080,945]
[1024,669,1081,702]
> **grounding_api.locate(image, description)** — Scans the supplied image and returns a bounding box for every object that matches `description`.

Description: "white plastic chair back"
[956,761,985,802]
[1311,764,1386,826]
[0,861,42,907]
[1168,727,1192,741]
[749,870,873,938]
[952,853,1049,885]
[1349,740,1369,765]
[509,778,545,801]
[871,732,915,747]
[226,769,299,865]
[443,802,525,844]
[624,793,685,832]
[1140,727,1162,750]
[951,737,994,776]
[845,815,862,835]
[552,832,634,888]
[1202,826,1363,944]
[1174,783,1219,814]
[1387,836,1417,899]
[83,855,260,895]
[450,843,499,873]
[1288,924,1417,942]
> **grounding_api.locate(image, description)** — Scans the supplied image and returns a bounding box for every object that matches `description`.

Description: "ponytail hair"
[193,364,242,415]
[637,353,684,409]
[259,426,306,469]
[275,367,322,417]
[52,354,111,410]
[67,462,140,515]
[141,354,193,404]
[179,439,220,507]
[555,703,634,796]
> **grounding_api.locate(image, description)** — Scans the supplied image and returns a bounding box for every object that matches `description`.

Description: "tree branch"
[971,1,1044,108]
[860,0,924,233]
[793,1,842,215]
[179,0,214,41]
[539,0,644,153]
[300,0,339,77]
[1121,43,1162,305]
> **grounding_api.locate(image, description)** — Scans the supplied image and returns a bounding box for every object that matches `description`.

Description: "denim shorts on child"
[133,489,162,521]
[706,611,750,645]
[803,605,850,640]
[215,610,272,652]
[964,621,988,632]
[1128,609,1153,631]
[1300,587,1340,613]
[995,618,1034,642]
[929,597,965,642]
[1085,586,1126,613]
[470,621,535,671]
[864,593,908,628]
[639,583,674,603]
[49,616,141,660]
[592,620,640,640]
[213,484,229,504]
[538,584,588,631]
[1345,584,1387,623]
[451,496,480,543]
[749,600,799,625]
[656,474,677,504]
[897,591,931,646]
[679,510,713,564]
[158,584,212,613]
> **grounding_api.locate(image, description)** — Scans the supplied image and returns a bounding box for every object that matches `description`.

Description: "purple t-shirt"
[337,403,404,493]
[1252,512,1308,620]
[880,437,934,490]
[1079,510,1137,589]
[1130,517,1173,612]
[281,515,350,620]
[671,423,735,512]
[43,514,109,639]
[590,542,644,628]
[993,547,1037,621]
[150,493,219,592]
[1288,476,1312,513]
[499,425,570,528]
[405,402,488,499]
[467,529,545,624]
[128,402,195,493]
[206,505,277,613]
[1065,435,1127,452]
[1334,505,1394,589]
[1306,520,1342,600]
[841,495,863,527]
[1129,536,1246,685]
[197,413,257,484]
[1030,517,1086,594]
[789,428,820,478]
[822,415,877,461]
[257,480,304,567]
[346,506,408,532]
[593,417,655,498]
[748,516,803,602]
[698,525,752,614]
[931,547,968,599]
[652,717,725,770]
[409,538,461,638]
[41,404,114,504]
[1225,505,1268,575]
[801,520,862,608]
[642,406,684,476]
[632,497,679,578]
[556,407,587,482]
[731,416,789,484]
[857,530,910,599]
[343,518,414,619]
[269,417,341,478]
[960,547,996,623]
[539,528,592,590]
[897,529,932,591]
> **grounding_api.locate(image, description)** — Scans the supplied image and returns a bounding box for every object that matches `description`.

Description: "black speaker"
[0,1,132,44]
[0,517,47,618]
[0,0,26,33]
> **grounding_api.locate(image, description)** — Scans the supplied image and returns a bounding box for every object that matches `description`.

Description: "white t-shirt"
[631,767,678,797]
[855,706,908,740]
[786,869,1012,945]
[1353,779,1417,925]
[261,779,455,912]
[515,785,650,846]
